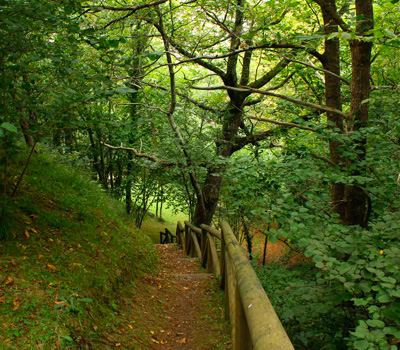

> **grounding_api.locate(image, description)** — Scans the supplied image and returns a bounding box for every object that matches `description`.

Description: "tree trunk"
[344,0,373,227]
[319,1,346,219]
[317,0,373,227]
[193,104,245,226]
[126,152,133,214]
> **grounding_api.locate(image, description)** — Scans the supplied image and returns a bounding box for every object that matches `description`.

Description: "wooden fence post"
[234,283,252,350]
[185,223,191,255]
[220,233,226,290]
[225,250,235,324]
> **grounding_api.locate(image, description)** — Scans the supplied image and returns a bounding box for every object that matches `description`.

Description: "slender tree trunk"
[64,127,74,152]
[126,152,133,214]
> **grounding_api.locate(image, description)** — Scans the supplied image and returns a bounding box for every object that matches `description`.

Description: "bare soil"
[125,244,230,350]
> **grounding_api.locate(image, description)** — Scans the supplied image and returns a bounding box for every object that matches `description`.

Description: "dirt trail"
[131,244,230,350]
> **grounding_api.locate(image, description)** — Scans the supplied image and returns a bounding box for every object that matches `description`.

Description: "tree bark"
[344,0,373,227]
[316,0,373,227]
[318,0,346,219]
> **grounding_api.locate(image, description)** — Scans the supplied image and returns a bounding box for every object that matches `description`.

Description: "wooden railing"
[175,220,294,350]
[159,228,176,244]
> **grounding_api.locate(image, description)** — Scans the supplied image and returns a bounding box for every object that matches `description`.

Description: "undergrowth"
[0,151,157,349]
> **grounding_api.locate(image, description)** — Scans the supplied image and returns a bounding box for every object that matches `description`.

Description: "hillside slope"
[0,151,157,349]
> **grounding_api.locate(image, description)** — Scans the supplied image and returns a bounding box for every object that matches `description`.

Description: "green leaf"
[79,298,93,303]
[1,122,18,133]
[352,298,369,306]
[115,87,137,95]
[62,335,73,342]
[366,319,385,328]
[353,339,369,350]
[341,32,352,40]
[377,294,390,303]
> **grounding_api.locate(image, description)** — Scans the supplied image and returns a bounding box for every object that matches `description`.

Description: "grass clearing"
[141,202,188,244]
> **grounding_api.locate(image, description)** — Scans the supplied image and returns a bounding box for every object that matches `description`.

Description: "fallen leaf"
[176,338,187,344]
[13,299,20,309]
[127,325,133,330]
[93,325,98,331]
[0,300,5,304]
[5,277,13,285]
[47,264,56,271]
[24,230,30,238]
[116,343,121,347]
[30,227,38,233]
[151,339,159,344]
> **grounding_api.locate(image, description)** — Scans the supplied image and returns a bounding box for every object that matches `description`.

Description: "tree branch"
[311,152,336,166]
[191,85,349,119]
[231,130,278,152]
[85,0,168,12]
[142,82,220,114]
[288,58,350,85]
[246,115,316,132]
[311,0,350,32]
[102,143,174,165]
[248,57,291,90]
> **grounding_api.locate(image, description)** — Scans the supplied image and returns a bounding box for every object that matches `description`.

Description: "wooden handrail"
[175,220,294,350]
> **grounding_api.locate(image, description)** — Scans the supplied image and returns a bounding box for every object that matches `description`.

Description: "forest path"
[130,244,230,350]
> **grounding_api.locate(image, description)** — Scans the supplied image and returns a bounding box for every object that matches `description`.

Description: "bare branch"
[264,72,296,91]
[232,130,276,152]
[248,57,291,90]
[84,0,168,12]
[288,58,350,85]
[371,85,400,91]
[104,10,135,28]
[311,0,350,32]
[102,143,175,165]
[311,152,336,166]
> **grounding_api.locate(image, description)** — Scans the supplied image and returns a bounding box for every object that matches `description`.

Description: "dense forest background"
[1,0,400,349]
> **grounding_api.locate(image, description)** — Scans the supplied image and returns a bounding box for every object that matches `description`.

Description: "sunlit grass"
[141,201,188,243]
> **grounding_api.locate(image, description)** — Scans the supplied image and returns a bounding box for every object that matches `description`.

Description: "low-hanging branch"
[102,142,175,166]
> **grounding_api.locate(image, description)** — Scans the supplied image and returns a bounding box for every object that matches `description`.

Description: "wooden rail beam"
[221,221,294,350]
[175,220,294,350]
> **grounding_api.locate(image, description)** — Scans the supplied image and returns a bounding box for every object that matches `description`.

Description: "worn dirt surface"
[128,244,230,350]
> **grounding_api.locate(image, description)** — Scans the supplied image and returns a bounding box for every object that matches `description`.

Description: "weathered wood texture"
[175,220,295,350]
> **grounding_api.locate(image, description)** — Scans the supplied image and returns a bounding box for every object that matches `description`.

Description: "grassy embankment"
[0,151,158,349]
